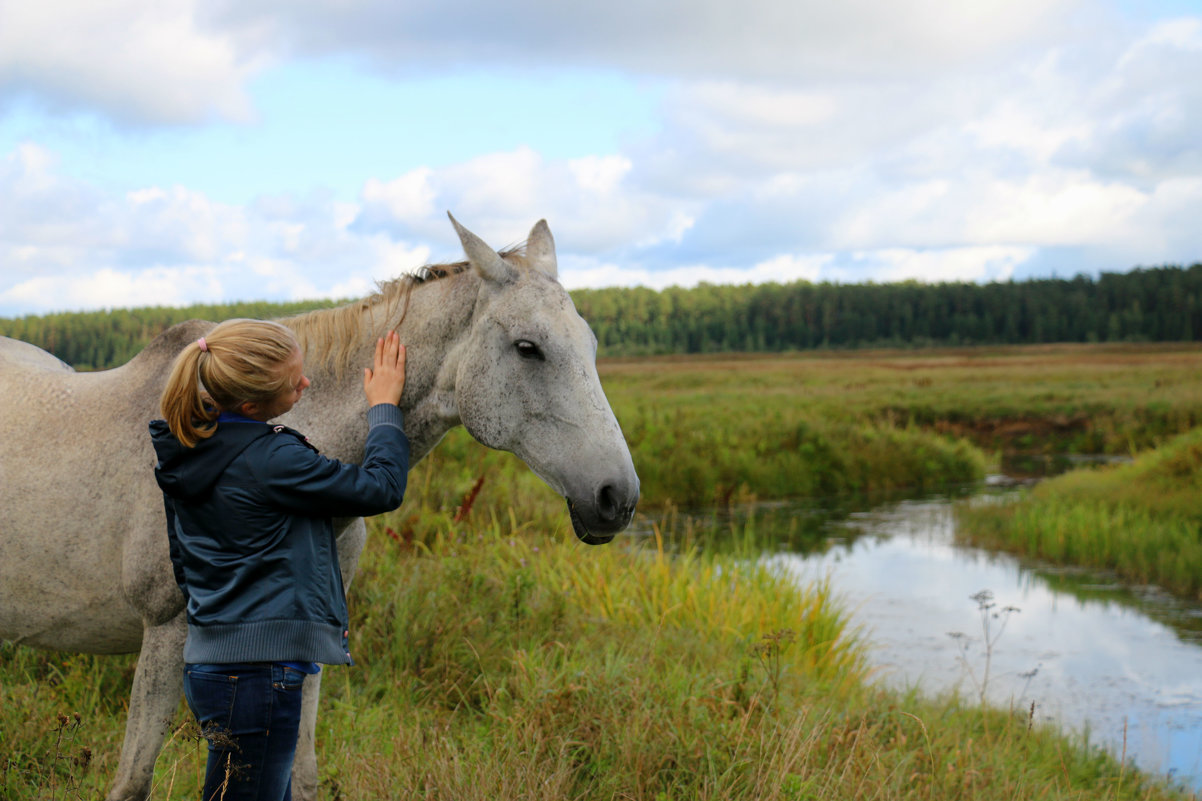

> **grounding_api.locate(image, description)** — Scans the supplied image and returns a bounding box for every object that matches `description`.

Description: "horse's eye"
[515,340,545,361]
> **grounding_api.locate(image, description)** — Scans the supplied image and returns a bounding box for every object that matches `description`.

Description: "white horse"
[0,216,639,801]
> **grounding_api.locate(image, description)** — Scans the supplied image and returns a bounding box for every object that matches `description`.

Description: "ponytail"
[159,319,299,448]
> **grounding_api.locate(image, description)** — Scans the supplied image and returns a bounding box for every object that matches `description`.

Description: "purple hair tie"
[197,337,208,352]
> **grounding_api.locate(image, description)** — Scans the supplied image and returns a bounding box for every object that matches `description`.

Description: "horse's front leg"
[106,614,186,801]
[292,516,369,800]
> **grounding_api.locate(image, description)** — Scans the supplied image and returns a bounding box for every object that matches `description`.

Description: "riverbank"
[956,427,1202,601]
[769,493,1202,789]
[4,500,1195,800]
[307,510,1202,801]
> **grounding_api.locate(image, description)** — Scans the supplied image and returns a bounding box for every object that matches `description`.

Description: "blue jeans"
[183,663,306,801]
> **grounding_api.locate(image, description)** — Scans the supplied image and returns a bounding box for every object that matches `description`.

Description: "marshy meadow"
[6,342,1202,799]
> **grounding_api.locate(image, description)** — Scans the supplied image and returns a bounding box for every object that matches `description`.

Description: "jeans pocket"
[183,669,239,743]
[273,664,307,692]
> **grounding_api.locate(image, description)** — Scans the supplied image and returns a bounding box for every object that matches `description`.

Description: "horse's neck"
[286,275,475,465]
[389,280,472,462]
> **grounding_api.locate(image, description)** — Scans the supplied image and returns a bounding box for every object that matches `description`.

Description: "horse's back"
[0,336,75,373]
[1,318,216,498]
[1,321,214,421]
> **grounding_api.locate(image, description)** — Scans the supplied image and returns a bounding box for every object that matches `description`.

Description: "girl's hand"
[363,331,407,407]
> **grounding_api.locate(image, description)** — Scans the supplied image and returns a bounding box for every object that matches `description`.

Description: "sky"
[1,0,1200,317]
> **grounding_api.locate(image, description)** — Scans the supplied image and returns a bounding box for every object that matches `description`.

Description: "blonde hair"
[160,319,300,448]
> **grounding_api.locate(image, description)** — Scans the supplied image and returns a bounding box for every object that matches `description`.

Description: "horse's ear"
[448,212,516,285]
[526,219,558,279]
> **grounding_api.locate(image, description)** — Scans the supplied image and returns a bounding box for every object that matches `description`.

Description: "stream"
[678,476,1202,791]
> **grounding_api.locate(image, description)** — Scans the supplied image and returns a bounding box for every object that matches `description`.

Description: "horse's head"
[448,214,639,544]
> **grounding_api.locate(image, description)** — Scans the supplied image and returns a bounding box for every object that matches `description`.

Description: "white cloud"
[829,179,957,250]
[1,266,224,311]
[560,245,1032,291]
[0,0,1087,127]
[568,155,631,194]
[839,246,1036,284]
[356,147,686,257]
[965,172,1149,246]
[0,142,436,315]
[560,252,831,291]
[2,0,1202,319]
[749,253,829,284]
[208,0,1082,82]
[362,168,436,221]
[1119,17,1202,65]
[1127,176,1202,259]
[965,97,1091,165]
[121,184,250,263]
[0,0,259,124]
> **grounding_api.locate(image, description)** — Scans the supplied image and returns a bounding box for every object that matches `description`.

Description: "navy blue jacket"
[149,404,409,665]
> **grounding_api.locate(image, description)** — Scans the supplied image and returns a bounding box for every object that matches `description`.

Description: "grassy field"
[602,343,1202,506]
[5,343,1202,800]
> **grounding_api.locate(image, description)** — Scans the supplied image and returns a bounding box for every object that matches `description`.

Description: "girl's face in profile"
[242,348,310,422]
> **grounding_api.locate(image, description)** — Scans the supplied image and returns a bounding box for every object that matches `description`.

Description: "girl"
[149,319,409,801]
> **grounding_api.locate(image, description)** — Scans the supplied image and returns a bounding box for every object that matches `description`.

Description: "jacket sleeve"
[252,404,410,518]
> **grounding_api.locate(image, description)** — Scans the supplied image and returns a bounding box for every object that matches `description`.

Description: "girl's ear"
[238,401,261,418]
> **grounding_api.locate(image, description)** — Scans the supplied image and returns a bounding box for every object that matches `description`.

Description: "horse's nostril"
[597,483,620,523]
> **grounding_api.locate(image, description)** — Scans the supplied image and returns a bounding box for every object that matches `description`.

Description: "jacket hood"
[150,419,275,502]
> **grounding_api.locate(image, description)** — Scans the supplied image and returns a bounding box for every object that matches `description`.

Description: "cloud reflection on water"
[768,499,1202,789]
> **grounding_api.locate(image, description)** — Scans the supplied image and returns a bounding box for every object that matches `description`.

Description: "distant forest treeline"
[0,300,340,371]
[574,263,1202,356]
[2,264,1201,369]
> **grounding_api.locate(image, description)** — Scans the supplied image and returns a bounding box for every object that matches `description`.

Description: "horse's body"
[0,217,639,801]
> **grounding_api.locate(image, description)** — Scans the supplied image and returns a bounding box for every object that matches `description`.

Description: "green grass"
[622,406,986,506]
[601,345,1202,465]
[956,428,1202,600]
[595,344,1202,508]
[6,344,1202,800]
[4,463,1196,801]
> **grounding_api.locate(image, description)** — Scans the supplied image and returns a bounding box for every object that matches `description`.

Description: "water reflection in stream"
[670,482,1202,790]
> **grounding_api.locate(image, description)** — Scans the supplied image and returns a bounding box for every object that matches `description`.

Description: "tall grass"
[956,428,1202,600]
[4,488,1195,800]
[6,345,1202,799]
[314,509,869,800]
[621,404,985,506]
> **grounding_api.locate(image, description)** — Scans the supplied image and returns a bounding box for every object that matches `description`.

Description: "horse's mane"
[280,246,524,373]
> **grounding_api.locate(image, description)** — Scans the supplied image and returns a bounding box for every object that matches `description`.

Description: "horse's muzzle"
[567,480,638,545]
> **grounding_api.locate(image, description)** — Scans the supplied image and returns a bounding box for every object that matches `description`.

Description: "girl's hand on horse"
[363,331,407,407]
